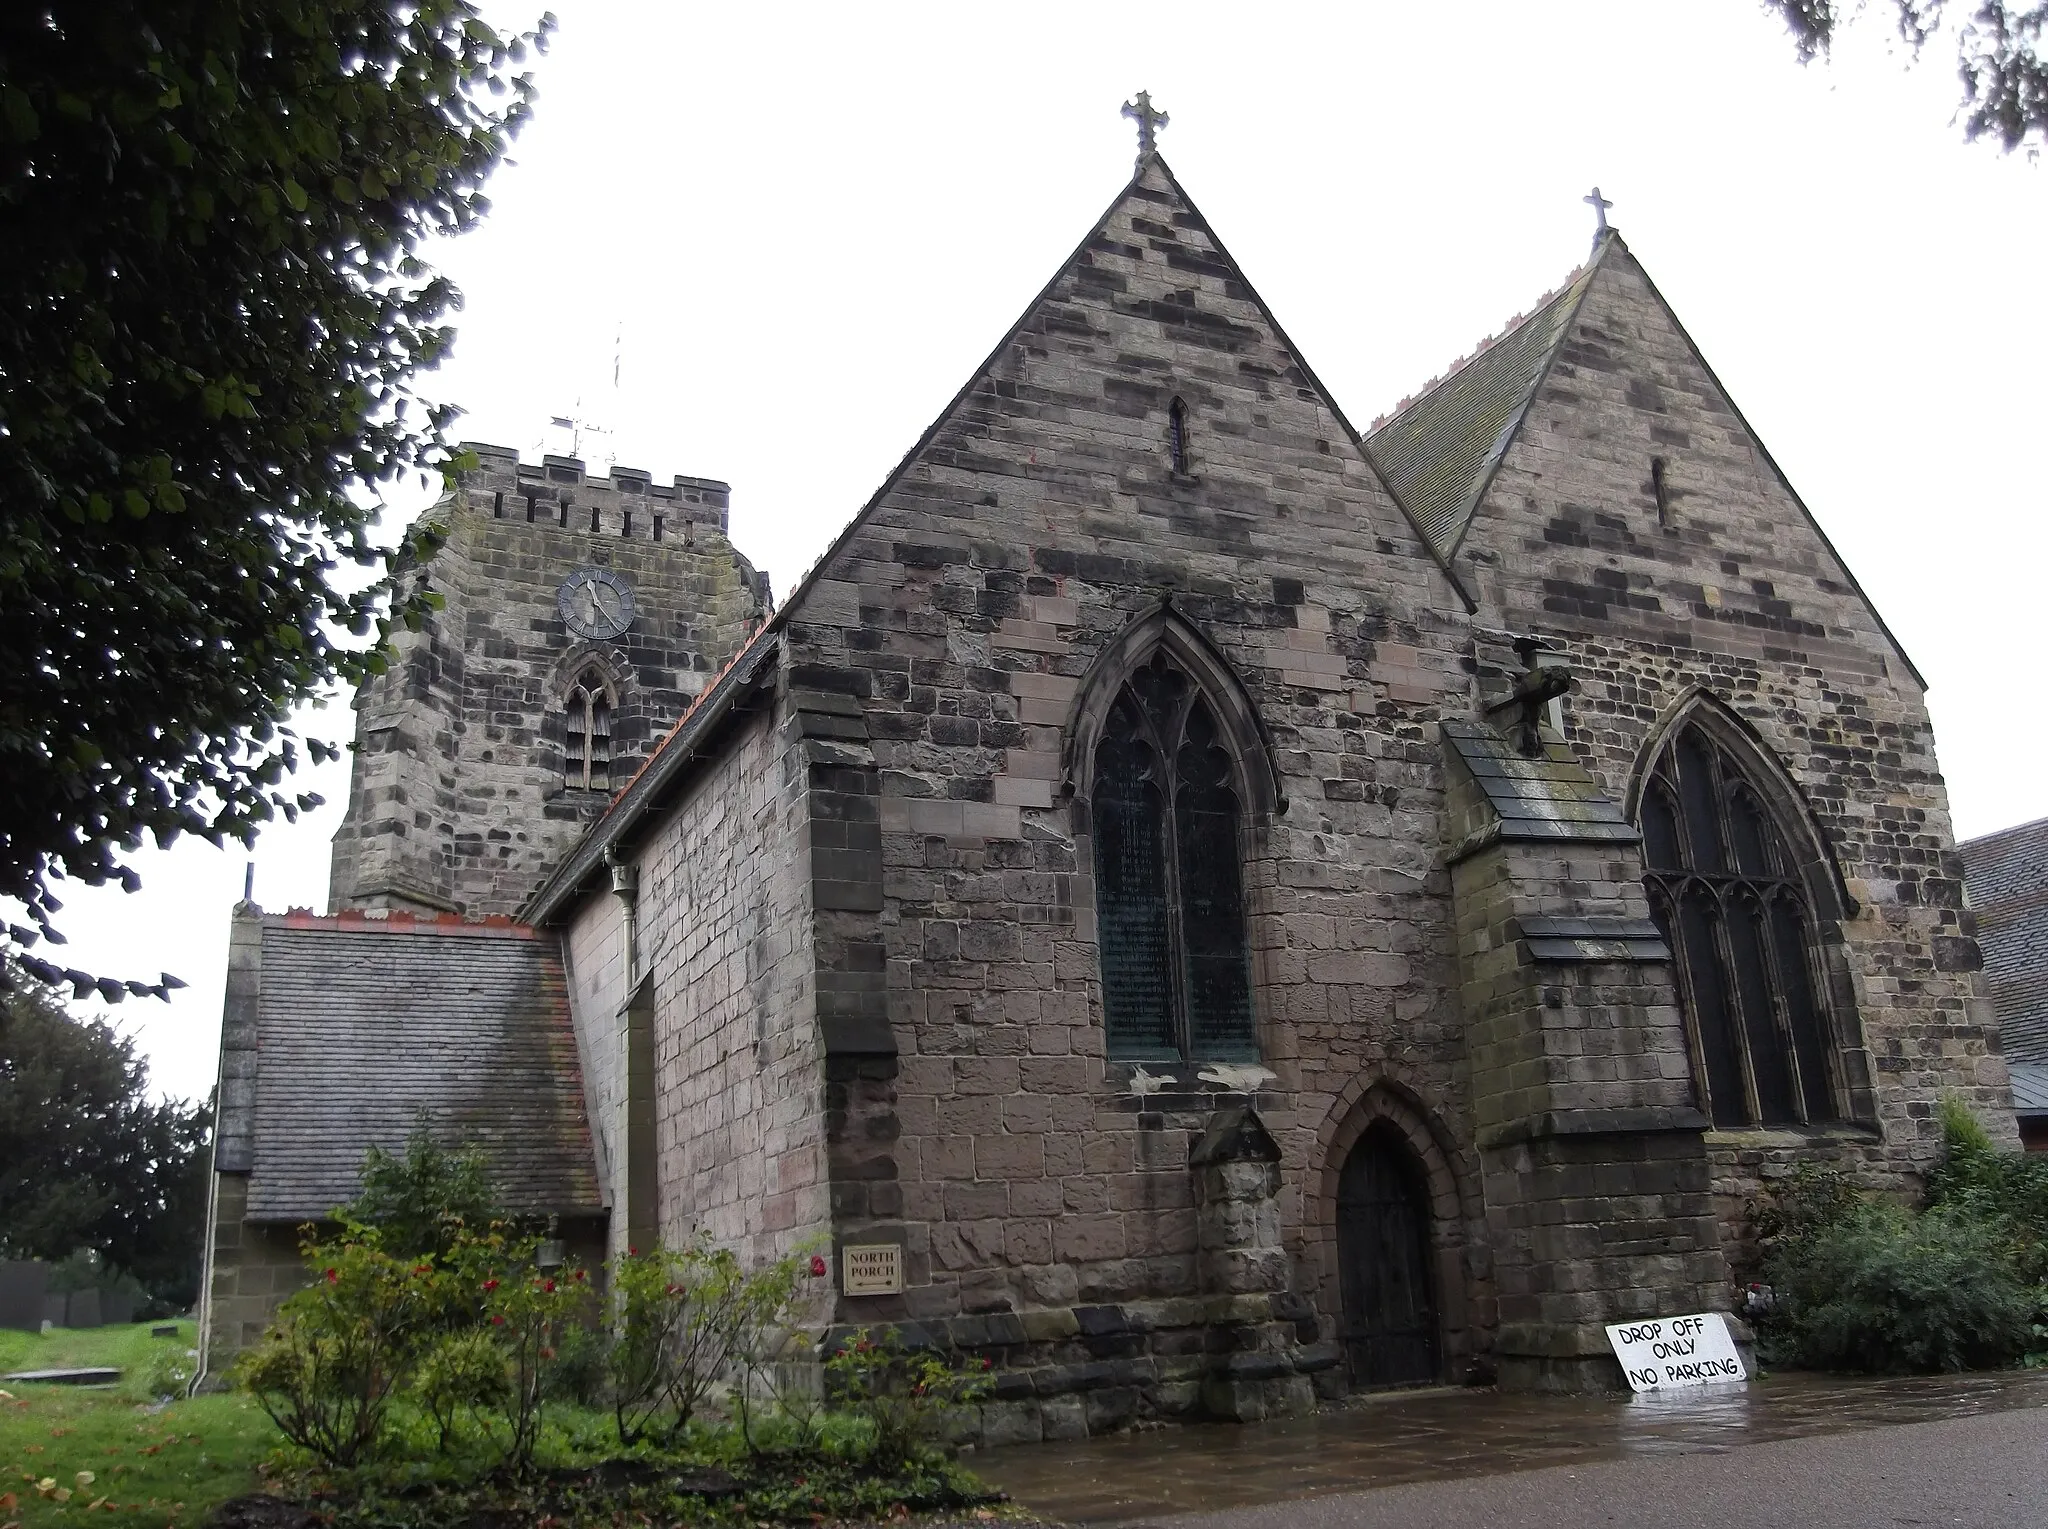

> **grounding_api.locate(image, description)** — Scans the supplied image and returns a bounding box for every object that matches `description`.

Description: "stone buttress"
[1444,639,1732,1390]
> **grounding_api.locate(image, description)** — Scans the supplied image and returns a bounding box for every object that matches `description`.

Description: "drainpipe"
[606,847,639,989]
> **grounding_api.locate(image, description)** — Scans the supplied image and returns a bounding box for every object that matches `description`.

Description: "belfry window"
[1092,652,1256,1061]
[1168,397,1191,476]
[1639,720,1840,1128]
[564,677,614,791]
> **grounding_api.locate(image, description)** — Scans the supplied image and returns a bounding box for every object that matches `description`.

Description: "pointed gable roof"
[528,154,1485,920]
[1366,237,1610,560]
[751,152,1473,617]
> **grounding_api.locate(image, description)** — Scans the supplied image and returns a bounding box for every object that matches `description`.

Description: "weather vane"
[1122,90,1168,168]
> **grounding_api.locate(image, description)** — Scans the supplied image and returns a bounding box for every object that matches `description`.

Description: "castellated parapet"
[328,442,771,917]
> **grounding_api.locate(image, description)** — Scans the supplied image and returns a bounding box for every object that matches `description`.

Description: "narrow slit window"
[1168,397,1191,476]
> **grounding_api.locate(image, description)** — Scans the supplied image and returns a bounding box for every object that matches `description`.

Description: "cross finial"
[1583,186,1614,236]
[1122,90,1169,168]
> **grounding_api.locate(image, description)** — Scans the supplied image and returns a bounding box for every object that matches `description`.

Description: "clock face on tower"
[557,567,636,641]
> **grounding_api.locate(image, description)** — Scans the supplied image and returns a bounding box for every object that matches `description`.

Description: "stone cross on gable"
[1122,90,1169,167]
[1583,186,1614,234]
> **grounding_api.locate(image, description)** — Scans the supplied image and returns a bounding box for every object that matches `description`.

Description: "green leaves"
[0,984,213,1307]
[2,1,555,995]
[1768,1,2048,153]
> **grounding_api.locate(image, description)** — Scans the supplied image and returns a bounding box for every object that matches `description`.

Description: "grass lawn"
[0,1324,277,1529]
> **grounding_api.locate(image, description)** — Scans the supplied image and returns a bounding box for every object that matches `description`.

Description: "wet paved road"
[972,1370,2048,1526]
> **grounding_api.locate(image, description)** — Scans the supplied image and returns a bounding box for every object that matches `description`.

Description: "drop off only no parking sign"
[1604,1313,1747,1392]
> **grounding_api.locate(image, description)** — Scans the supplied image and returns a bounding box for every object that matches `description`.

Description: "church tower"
[327,443,770,917]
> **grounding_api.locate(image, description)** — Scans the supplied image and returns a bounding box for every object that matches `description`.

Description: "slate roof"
[1442,717,1640,848]
[237,911,603,1221]
[1366,241,1608,559]
[2012,1064,2048,1114]
[1959,817,2048,1112]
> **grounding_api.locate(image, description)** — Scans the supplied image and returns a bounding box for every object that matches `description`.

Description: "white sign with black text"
[1604,1313,1746,1392]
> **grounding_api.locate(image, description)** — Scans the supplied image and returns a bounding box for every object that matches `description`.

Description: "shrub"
[1767,1199,2032,1372]
[411,1329,508,1453]
[1929,1095,2048,1288]
[608,1242,761,1446]
[1755,1101,2048,1374]
[448,1226,593,1471]
[237,1232,444,1467]
[823,1327,995,1470]
[345,1121,502,1263]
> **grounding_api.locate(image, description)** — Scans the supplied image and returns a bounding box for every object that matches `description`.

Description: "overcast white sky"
[32,2,2048,1101]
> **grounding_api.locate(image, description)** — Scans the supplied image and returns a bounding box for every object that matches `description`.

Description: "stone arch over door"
[1309,1076,1475,1387]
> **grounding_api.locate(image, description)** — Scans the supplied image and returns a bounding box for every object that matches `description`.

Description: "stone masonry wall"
[775,160,1494,1431]
[1456,241,2011,1233]
[526,169,1988,1434]
[622,701,831,1268]
[330,444,768,917]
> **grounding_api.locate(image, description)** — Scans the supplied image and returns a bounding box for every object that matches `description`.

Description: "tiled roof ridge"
[266,906,538,939]
[596,614,777,824]
[1366,247,1600,436]
[1959,814,2048,854]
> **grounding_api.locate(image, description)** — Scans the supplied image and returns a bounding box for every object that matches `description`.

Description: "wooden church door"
[1336,1126,1439,1388]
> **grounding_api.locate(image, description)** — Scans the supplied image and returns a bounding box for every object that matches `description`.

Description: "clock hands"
[562,571,631,638]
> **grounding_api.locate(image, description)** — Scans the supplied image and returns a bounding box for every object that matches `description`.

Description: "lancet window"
[1168,396,1191,475]
[1091,652,1257,1061]
[564,675,614,792]
[1639,719,1840,1128]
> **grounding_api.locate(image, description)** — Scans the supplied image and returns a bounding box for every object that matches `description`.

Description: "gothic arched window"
[564,675,614,791]
[1092,652,1256,1061]
[1639,718,1840,1128]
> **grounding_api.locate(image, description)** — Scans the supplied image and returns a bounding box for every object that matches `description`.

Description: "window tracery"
[1639,718,1840,1128]
[1091,651,1256,1061]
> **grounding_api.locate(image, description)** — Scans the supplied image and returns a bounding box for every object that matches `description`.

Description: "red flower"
[628,1247,639,1257]
[483,1279,499,1292]
[980,1358,992,1370]
[808,1255,827,1278]
[542,1279,556,1293]
[491,1315,505,1326]
[324,1269,337,1284]
[539,1347,555,1360]
[572,1270,586,1282]
[413,1263,431,1276]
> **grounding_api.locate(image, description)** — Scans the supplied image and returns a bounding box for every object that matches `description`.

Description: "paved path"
[1119,1406,2048,1529]
[973,1371,2048,1526]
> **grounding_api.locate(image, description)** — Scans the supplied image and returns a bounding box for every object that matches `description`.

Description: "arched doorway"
[1336,1123,1439,1388]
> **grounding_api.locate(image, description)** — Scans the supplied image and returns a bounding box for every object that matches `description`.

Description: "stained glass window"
[1092,653,1257,1060]
[1640,720,1839,1127]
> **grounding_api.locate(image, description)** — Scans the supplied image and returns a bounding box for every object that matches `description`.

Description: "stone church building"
[198,146,2011,1430]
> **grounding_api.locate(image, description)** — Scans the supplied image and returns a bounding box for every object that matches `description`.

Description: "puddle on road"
[969,1369,2048,1524]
